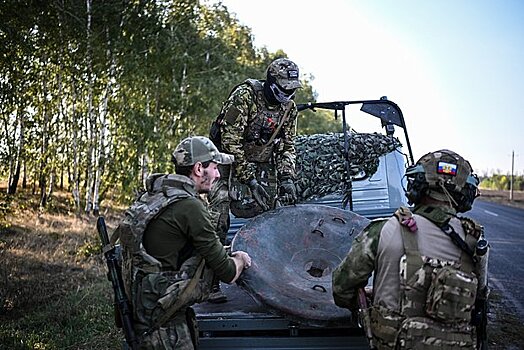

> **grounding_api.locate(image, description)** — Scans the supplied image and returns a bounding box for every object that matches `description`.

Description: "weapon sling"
[266,102,292,145]
[243,102,293,163]
[439,221,476,264]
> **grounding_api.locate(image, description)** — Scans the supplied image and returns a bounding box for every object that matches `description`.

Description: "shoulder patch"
[224,105,241,124]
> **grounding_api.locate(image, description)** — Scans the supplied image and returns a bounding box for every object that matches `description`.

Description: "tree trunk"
[84,0,94,214]
[39,58,50,208]
[7,160,21,195]
[71,79,81,212]
[57,34,65,193]
[47,169,54,203]
[8,101,26,195]
[22,159,27,189]
[140,87,151,184]
[60,166,64,191]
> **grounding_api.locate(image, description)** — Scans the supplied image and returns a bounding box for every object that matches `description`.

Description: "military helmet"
[405,149,479,212]
[172,136,234,167]
[266,58,302,90]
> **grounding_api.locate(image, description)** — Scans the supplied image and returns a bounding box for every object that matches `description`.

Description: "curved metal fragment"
[231,204,370,327]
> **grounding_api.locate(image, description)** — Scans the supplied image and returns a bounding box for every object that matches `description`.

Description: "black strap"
[439,222,477,264]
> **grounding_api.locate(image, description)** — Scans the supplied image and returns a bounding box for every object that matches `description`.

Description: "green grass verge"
[0,278,123,350]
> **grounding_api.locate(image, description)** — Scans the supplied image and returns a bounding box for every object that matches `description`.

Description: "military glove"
[278,179,298,205]
[248,179,271,211]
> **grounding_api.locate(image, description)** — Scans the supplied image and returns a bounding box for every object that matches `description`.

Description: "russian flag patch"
[437,161,457,176]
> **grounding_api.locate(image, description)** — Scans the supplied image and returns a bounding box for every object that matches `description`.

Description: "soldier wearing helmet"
[114,136,251,349]
[207,58,302,302]
[332,149,489,349]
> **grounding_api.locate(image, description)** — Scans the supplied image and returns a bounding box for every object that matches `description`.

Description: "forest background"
[0,0,344,215]
[1,0,520,215]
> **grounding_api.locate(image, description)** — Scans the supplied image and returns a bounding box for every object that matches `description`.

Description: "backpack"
[396,207,479,349]
[209,79,262,150]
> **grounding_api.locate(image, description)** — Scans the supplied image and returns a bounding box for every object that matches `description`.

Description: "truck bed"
[194,282,368,350]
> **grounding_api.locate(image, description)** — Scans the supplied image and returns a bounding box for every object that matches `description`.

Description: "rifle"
[474,292,488,350]
[357,288,376,349]
[97,216,139,350]
[474,238,490,350]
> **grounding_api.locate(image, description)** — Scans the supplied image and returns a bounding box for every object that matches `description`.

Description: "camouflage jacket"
[219,79,298,183]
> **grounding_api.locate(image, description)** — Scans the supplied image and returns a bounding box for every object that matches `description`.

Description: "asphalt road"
[467,200,524,322]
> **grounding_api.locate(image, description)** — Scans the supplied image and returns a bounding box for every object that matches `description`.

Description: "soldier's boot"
[207,279,227,304]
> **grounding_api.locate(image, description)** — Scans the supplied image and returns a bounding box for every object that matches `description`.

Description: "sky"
[209,0,524,176]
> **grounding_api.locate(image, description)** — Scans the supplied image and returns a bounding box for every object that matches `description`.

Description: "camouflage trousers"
[208,163,279,234]
[138,310,196,350]
[208,175,231,244]
[132,257,214,349]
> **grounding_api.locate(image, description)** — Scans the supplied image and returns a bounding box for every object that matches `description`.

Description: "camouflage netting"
[295,132,402,201]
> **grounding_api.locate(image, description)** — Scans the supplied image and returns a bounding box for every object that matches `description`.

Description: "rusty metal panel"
[231,204,370,327]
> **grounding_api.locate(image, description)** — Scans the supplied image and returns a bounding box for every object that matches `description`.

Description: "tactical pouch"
[425,266,477,323]
[397,316,475,349]
[369,305,403,349]
[243,142,274,163]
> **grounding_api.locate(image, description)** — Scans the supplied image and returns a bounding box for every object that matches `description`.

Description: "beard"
[198,169,214,193]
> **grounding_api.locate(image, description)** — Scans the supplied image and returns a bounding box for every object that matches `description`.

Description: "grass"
[0,280,122,350]
[0,188,125,349]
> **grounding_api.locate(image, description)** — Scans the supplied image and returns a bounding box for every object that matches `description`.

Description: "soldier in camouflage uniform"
[332,149,489,349]
[207,58,302,302]
[114,136,251,349]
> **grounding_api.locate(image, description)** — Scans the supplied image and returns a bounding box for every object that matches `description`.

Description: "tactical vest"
[370,206,481,350]
[212,79,292,164]
[243,78,293,163]
[111,173,193,309]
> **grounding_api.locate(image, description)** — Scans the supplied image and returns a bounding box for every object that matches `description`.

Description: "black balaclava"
[263,72,296,106]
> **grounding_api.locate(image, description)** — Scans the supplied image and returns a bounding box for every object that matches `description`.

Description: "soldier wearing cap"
[332,149,489,349]
[116,136,251,349]
[207,58,302,303]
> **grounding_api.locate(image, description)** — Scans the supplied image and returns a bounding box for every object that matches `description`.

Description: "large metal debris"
[295,132,402,201]
[231,204,370,327]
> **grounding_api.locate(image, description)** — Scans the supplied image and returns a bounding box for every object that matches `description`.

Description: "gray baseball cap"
[266,58,302,90]
[173,136,234,166]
